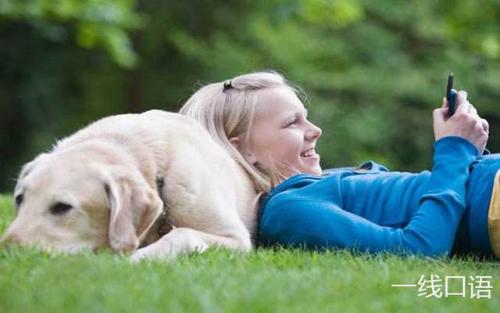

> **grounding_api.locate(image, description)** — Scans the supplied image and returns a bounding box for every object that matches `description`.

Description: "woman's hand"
[433,90,489,154]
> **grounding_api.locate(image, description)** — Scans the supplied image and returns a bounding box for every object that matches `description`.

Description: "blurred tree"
[0,0,499,192]
[0,0,143,190]
[164,0,500,169]
[0,0,142,67]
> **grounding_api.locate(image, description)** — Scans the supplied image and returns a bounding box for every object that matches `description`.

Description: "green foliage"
[0,0,142,67]
[301,0,364,28]
[0,0,499,191]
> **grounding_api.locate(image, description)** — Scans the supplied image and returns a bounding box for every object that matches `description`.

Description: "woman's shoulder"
[323,161,390,175]
[270,160,391,196]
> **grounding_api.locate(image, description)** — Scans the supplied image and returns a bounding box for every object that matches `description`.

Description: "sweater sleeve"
[259,137,479,257]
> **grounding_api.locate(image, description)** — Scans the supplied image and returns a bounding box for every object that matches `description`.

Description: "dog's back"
[55,110,258,240]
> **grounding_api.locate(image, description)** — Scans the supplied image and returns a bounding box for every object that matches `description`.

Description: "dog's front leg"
[130,227,251,262]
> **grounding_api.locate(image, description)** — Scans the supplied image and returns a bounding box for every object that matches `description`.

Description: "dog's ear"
[105,170,163,253]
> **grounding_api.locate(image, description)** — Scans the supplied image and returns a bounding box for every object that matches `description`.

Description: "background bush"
[1,0,499,192]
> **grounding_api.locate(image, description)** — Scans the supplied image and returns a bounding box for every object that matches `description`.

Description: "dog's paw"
[129,242,177,263]
[129,249,149,263]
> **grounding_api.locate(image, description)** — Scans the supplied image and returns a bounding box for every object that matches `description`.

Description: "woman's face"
[243,86,322,177]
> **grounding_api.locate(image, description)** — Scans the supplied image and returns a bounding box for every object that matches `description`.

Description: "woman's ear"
[229,137,241,150]
[229,137,257,165]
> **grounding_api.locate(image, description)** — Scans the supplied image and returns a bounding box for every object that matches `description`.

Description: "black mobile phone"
[446,73,457,116]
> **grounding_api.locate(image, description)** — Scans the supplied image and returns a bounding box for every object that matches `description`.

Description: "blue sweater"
[258,137,499,257]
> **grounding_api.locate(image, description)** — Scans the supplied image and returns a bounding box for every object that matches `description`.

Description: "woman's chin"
[300,164,322,176]
[300,157,321,175]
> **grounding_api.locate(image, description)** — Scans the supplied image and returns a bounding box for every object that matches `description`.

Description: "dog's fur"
[0,110,258,261]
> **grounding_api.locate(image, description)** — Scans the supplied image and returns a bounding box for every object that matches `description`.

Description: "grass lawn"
[0,194,498,313]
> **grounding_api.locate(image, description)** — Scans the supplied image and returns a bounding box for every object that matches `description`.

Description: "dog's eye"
[15,194,23,208]
[50,202,73,215]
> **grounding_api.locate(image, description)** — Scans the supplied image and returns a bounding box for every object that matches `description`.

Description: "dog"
[0,110,258,261]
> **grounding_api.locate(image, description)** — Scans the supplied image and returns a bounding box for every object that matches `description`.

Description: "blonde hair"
[179,71,301,194]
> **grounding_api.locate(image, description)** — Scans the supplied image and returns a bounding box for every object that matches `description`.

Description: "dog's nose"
[0,232,21,248]
[0,235,9,248]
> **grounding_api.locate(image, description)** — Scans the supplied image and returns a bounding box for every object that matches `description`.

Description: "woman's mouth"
[300,148,319,159]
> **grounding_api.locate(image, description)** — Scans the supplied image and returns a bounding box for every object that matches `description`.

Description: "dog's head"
[0,149,163,254]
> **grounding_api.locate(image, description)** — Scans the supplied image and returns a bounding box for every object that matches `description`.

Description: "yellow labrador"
[0,110,258,261]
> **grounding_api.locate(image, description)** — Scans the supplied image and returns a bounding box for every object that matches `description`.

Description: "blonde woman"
[179,71,499,258]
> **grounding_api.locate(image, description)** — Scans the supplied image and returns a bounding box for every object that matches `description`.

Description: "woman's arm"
[259,137,478,256]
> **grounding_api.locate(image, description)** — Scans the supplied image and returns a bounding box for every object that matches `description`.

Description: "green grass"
[0,194,498,313]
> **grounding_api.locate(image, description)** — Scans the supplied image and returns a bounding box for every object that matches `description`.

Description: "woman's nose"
[306,122,322,141]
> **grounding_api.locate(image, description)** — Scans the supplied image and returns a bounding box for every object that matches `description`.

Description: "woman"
[179,71,499,258]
